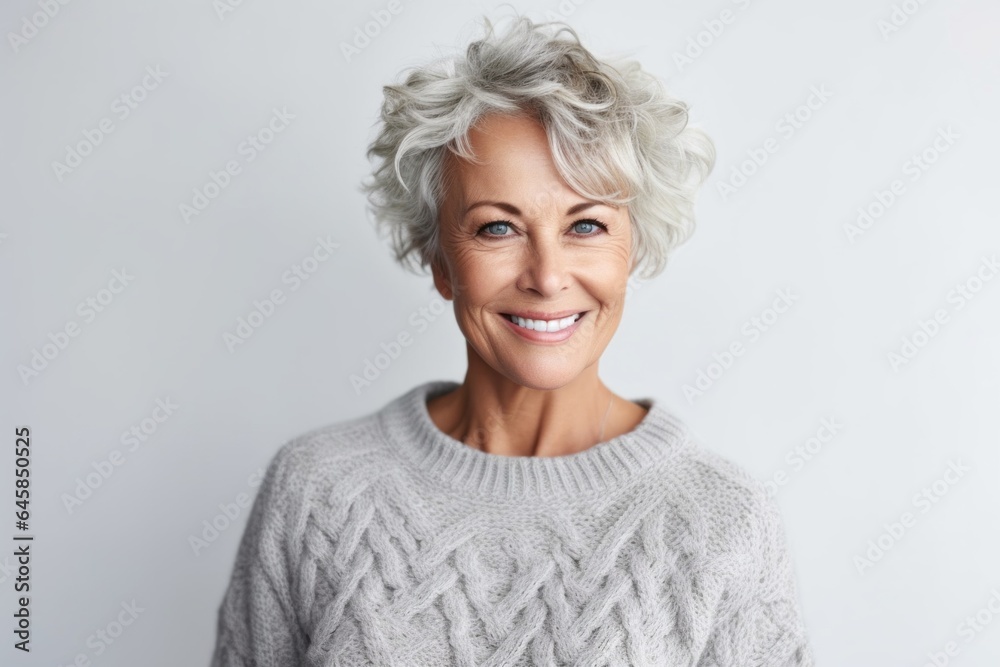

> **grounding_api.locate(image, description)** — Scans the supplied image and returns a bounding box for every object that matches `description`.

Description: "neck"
[427,345,619,457]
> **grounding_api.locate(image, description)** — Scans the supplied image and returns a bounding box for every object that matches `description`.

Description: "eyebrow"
[463,201,603,217]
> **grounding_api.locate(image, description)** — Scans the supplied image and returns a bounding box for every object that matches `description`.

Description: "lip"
[500,309,587,321]
[499,310,586,343]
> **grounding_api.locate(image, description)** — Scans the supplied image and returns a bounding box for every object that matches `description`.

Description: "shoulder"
[680,434,773,511]
[660,429,786,567]
[257,405,394,510]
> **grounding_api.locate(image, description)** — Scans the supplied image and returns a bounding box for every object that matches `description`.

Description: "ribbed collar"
[378,380,693,503]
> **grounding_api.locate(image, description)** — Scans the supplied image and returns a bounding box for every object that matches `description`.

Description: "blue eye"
[573,219,607,235]
[476,219,608,239]
[478,220,512,237]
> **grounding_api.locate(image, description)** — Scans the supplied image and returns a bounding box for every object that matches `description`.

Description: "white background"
[1,0,998,664]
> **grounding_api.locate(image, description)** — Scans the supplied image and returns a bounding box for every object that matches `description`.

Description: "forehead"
[465,112,548,156]
[444,113,568,202]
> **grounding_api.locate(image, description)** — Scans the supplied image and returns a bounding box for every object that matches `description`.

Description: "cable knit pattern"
[210,380,815,666]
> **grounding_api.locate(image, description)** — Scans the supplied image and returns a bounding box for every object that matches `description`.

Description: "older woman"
[211,15,815,667]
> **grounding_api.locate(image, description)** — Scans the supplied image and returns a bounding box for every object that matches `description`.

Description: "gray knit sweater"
[210,380,815,666]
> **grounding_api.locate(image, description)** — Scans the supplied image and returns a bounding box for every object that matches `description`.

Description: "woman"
[210,14,815,666]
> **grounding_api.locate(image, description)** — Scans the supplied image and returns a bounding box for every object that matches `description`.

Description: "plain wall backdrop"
[1,0,998,664]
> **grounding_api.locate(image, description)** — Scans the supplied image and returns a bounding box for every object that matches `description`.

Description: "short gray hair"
[360,14,716,281]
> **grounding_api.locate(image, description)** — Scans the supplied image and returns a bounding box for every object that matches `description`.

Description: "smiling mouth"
[501,311,586,333]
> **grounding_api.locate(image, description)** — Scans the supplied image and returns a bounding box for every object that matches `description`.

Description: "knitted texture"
[210,380,815,666]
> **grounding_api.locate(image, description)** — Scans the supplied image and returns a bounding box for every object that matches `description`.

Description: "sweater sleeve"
[209,442,308,667]
[697,494,815,667]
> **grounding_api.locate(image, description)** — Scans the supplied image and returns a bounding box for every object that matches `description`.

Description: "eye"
[475,218,609,240]
[476,220,514,238]
[572,219,608,235]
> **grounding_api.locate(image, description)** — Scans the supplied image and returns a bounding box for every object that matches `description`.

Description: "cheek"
[597,293,627,321]
[588,264,630,315]
[452,251,517,299]
[589,250,632,291]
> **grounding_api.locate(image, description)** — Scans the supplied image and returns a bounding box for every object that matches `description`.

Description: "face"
[432,112,634,390]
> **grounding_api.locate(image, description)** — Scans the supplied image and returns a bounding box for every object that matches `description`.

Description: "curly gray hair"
[360,14,716,281]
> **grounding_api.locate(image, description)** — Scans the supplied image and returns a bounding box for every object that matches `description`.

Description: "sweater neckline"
[379,380,692,502]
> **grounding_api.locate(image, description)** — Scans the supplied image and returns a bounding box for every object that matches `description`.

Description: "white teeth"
[506,312,582,332]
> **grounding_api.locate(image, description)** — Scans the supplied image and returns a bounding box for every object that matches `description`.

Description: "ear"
[431,254,453,301]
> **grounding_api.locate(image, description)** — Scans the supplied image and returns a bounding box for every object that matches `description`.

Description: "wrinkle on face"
[432,111,634,389]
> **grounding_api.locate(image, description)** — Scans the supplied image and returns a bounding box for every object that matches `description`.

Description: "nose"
[516,231,571,297]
